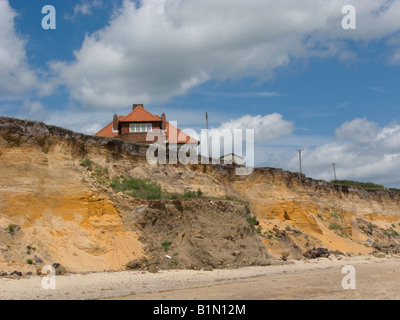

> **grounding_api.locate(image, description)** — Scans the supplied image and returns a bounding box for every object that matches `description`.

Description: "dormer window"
[129,123,152,133]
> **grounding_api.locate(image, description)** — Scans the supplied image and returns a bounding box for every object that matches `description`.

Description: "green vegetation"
[368,223,374,232]
[172,259,179,266]
[83,158,246,202]
[110,175,163,200]
[183,188,203,199]
[161,241,171,253]
[285,226,291,231]
[331,211,339,219]
[246,216,258,226]
[26,245,36,255]
[26,259,33,265]
[80,158,93,170]
[256,226,262,234]
[331,180,400,192]
[329,222,343,232]
[8,225,14,234]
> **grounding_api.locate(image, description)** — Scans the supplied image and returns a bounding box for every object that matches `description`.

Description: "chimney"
[113,114,118,131]
[132,104,144,110]
[161,112,166,130]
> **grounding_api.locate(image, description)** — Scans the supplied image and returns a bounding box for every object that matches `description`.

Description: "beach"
[1,255,400,300]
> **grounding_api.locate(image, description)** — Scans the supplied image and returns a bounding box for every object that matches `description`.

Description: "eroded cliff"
[1,117,400,273]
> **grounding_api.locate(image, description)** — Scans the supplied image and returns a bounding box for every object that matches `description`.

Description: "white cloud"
[65,0,104,20]
[18,100,46,121]
[284,118,400,187]
[335,117,380,144]
[218,113,294,144]
[0,0,38,95]
[51,0,400,109]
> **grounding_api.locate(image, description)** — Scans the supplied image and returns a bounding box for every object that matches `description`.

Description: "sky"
[1,0,400,187]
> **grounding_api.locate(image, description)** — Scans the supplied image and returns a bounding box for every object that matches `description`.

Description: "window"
[129,123,153,133]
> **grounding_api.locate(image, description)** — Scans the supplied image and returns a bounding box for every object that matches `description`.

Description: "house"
[219,153,245,166]
[94,104,198,151]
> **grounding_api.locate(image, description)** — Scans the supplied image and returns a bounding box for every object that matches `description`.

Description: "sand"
[1,255,400,300]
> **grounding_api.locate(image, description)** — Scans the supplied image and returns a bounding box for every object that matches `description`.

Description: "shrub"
[285,226,291,231]
[27,259,33,265]
[256,226,262,234]
[161,241,171,252]
[8,225,14,234]
[331,211,339,219]
[109,176,162,200]
[329,222,343,232]
[80,158,92,169]
[332,180,386,190]
[247,216,257,226]
[183,190,196,198]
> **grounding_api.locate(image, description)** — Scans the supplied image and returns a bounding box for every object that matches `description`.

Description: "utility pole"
[332,163,337,181]
[206,112,210,158]
[297,149,303,175]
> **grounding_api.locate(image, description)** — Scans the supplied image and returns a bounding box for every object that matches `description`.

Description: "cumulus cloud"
[65,0,104,20]
[51,0,400,109]
[0,0,38,95]
[286,118,400,186]
[203,113,293,159]
[218,113,294,144]
[335,117,381,144]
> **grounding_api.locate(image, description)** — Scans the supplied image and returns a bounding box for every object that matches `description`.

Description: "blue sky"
[2,0,400,186]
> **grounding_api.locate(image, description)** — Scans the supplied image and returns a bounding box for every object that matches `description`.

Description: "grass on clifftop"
[331,180,400,192]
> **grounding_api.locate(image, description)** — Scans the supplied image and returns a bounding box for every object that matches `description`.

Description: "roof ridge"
[120,105,161,122]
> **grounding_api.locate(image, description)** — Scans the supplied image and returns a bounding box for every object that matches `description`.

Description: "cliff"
[1,117,399,273]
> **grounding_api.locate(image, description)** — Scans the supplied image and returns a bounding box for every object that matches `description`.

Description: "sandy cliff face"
[0,120,147,272]
[228,168,400,258]
[1,117,400,272]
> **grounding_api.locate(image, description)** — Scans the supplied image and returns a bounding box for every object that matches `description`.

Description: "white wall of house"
[220,153,245,166]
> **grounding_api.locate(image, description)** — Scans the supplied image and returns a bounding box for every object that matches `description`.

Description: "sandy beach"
[1,255,400,300]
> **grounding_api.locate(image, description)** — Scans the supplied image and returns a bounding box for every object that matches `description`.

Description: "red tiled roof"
[94,116,124,138]
[94,106,198,145]
[120,105,161,122]
[166,122,198,144]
